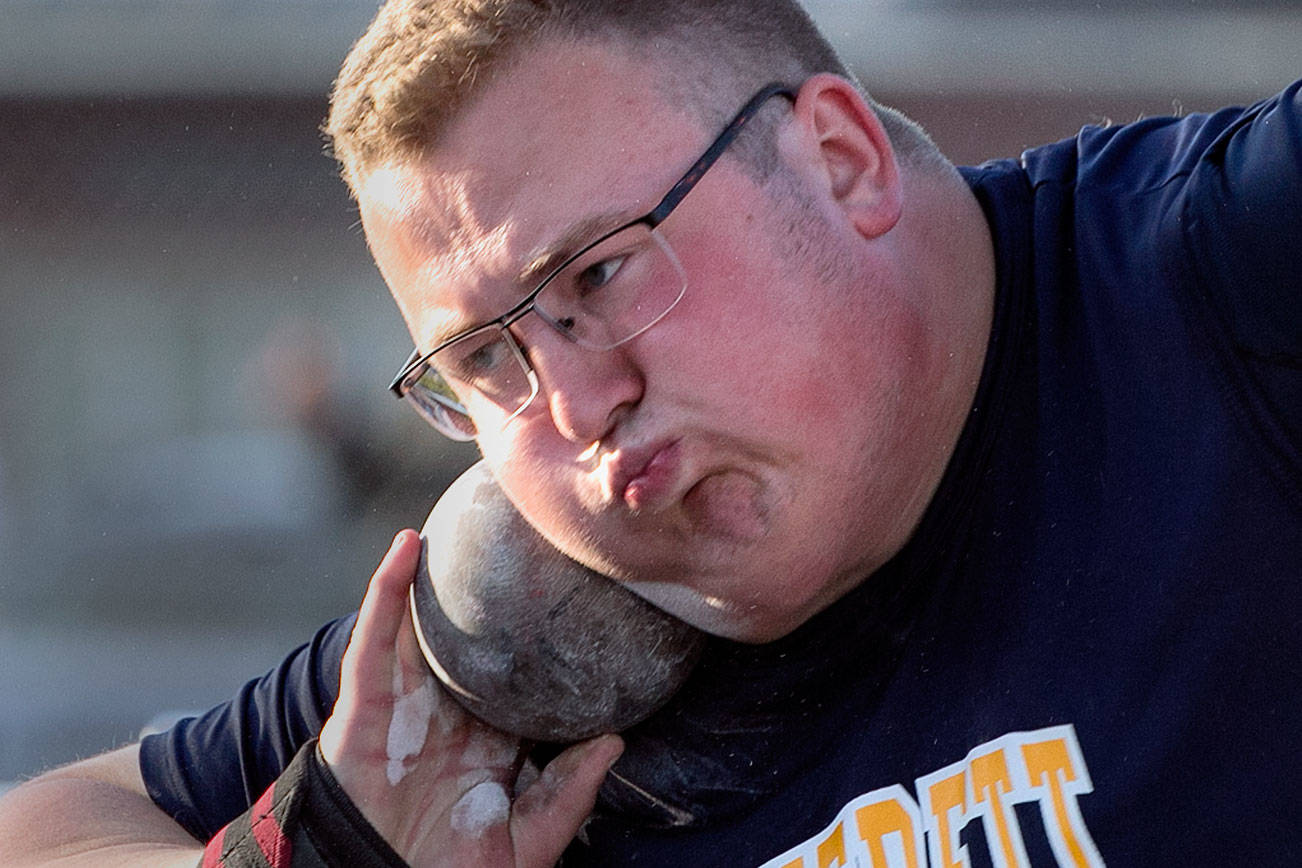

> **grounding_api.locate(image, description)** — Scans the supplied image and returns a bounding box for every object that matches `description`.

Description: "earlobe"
[795,75,902,239]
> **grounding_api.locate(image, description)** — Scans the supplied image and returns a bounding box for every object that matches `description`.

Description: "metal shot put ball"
[410,462,706,742]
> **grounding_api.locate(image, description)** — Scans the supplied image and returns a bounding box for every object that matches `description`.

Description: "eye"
[441,335,512,384]
[462,342,509,375]
[574,255,627,296]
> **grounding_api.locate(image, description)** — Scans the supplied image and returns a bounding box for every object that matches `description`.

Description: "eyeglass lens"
[403,223,685,440]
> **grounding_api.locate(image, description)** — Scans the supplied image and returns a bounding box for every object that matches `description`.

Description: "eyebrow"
[423,205,645,351]
[423,306,480,353]
[517,207,643,288]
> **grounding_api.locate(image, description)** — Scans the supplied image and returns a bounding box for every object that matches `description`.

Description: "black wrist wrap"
[200,739,409,868]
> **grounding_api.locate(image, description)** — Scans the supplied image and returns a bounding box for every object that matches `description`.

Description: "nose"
[516,322,643,444]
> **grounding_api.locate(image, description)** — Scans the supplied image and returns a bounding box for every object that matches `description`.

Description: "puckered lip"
[602,437,684,511]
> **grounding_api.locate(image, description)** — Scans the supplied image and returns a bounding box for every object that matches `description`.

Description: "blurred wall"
[0,94,478,779]
[1,1,1297,783]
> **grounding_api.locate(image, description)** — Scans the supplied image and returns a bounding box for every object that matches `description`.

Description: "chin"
[617,579,798,643]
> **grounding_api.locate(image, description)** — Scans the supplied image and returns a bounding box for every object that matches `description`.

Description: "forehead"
[358,41,709,346]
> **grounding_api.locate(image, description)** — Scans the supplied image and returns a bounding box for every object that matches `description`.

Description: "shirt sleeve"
[138,614,355,842]
[1180,79,1302,465]
[1182,79,1302,360]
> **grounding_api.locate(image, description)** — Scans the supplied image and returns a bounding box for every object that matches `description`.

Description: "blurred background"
[1,0,1298,789]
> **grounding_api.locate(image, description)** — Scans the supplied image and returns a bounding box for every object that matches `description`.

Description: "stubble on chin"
[618,579,767,641]
[679,469,772,543]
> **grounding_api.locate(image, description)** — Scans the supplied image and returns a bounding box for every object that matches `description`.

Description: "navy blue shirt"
[142,82,1302,866]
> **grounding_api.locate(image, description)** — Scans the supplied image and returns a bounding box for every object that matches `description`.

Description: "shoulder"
[138,613,357,841]
[1019,80,1300,200]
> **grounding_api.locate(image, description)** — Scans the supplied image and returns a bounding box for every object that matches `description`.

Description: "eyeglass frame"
[388,80,798,435]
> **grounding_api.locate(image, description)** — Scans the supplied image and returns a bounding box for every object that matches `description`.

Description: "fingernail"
[593,734,624,771]
[539,736,617,793]
[608,739,625,769]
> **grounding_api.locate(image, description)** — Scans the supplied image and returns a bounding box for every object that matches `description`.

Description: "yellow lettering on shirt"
[816,822,847,867]
[1021,735,1104,868]
[970,748,1026,868]
[758,785,925,868]
[758,725,1103,868]
[923,769,968,868]
[855,793,925,868]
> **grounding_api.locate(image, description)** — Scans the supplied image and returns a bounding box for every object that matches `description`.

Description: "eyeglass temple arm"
[389,82,798,398]
[646,82,797,227]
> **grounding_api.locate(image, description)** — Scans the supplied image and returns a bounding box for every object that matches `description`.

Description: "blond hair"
[325,0,940,194]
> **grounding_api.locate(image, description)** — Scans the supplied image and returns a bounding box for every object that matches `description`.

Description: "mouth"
[606,439,684,512]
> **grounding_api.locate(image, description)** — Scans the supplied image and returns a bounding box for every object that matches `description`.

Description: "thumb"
[510,734,624,867]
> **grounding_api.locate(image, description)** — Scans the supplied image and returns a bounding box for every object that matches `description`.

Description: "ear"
[789,74,902,239]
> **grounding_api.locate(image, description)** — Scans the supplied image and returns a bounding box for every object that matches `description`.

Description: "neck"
[881,161,997,557]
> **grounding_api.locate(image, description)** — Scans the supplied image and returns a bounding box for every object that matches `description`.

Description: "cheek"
[668,261,846,424]
[657,249,772,370]
[479,430,553,509]
[476,425,595,548]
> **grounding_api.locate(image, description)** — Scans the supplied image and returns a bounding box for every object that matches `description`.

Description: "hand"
[319,530,624,867]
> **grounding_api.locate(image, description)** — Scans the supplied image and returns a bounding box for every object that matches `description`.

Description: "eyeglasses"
[389,81,797,441]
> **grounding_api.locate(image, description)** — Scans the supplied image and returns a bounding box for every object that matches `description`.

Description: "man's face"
[359,44,936,641]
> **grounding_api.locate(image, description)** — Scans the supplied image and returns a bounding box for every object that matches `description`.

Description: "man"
[1,0,1299,865]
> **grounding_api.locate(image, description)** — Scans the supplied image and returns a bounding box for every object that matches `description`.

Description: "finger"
[322,530,421,765]
[510,734,624,867]
[339,529,422,695]
[357,528,422,646]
